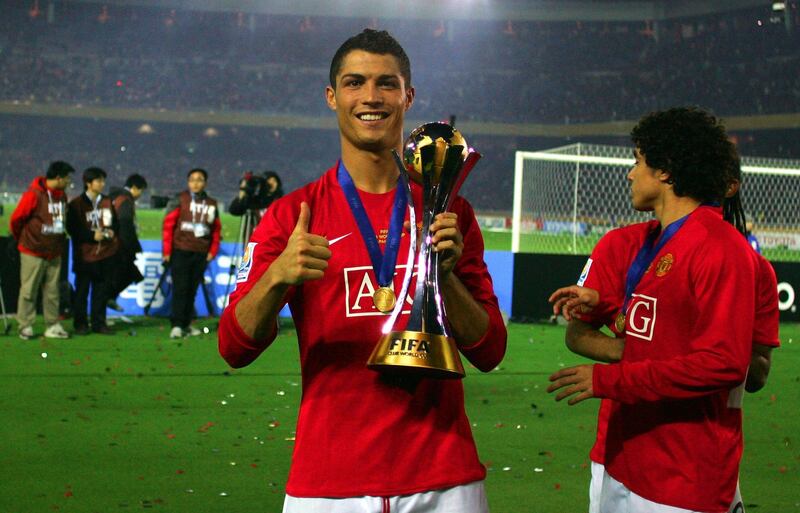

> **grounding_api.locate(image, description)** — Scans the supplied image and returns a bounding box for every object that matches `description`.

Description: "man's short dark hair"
[82,166,107,187]
[631,107,734,204]
[329,29,411,89]
[125,173,148,189]
[46,161,75,179]
[187,168,208,180]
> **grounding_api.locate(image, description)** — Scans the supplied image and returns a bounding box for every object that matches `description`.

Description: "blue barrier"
[103,241,515,318]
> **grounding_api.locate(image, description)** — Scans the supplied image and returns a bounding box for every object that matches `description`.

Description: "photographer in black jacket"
[223,170,283,304]
[227,170,283,221]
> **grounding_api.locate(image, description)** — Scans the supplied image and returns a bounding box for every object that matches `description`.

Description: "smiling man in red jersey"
[218,29,507,513]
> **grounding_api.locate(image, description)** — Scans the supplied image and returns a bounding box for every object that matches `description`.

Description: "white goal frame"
[513,143,800,260]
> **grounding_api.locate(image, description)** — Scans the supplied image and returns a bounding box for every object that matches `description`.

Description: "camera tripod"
[223,209,259,308]
[0,272,11,335]
[144,259,217,318]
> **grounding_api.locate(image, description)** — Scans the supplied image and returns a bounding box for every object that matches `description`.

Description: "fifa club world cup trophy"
[367,122,481,379]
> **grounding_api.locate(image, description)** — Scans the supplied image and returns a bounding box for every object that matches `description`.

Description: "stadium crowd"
[1,2,798,124]
[1,2,798,213]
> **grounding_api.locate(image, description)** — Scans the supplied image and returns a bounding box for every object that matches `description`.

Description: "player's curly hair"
[329,29,411,89]
[631,107,734,204]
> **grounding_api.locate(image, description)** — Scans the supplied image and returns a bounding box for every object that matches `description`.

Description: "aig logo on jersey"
[344,264,415,317]
[626,294,657,341]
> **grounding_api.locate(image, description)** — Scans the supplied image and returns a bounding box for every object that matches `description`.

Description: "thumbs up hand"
[270,202,331,285]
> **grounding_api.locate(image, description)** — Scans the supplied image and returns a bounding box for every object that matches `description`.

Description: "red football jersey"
[752,254,780,348]
[218,164,507,498]
[578,211,781,471]
[590,206,759,512]
[574,222,653,465]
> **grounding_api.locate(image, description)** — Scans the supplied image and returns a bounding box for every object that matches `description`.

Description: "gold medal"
[614,313,626,334]
[373,287,396,313]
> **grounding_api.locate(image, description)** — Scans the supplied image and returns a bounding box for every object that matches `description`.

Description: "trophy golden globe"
[367,122,481,379]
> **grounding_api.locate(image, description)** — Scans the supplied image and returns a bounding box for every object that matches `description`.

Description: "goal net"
[512,143,800,262]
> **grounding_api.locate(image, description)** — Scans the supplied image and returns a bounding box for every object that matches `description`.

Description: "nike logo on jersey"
[329,232,352,245]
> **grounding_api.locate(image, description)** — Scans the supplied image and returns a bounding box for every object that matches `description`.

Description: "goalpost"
[512,143,800,262]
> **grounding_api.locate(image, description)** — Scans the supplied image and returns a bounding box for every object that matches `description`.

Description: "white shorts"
[597,469,745,513]
[728,482,744,513]
[282,481,488,513]
[589,461,604,513]
[599,470,703,513]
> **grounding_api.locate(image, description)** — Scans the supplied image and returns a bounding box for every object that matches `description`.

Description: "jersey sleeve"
[217,197,296,368]
[575,229,627,328]
[161,208,179,257]
[449,198,507,372]
[753,256,780,347]
[209,216,222,257]
[9,190,38,240]
[593,242,755,403]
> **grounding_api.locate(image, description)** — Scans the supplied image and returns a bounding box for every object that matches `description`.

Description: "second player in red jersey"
[547,108,763,513]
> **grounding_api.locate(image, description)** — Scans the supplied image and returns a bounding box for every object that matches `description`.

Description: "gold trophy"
[367,122,481,379]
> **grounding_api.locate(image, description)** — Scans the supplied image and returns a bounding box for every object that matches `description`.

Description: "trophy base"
[367,330,466,379]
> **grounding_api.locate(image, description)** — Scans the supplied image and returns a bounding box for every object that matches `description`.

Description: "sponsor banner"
[758,231,800,250]
[101,239,293,318]
[101,242,515,320]
[512,253,800,323]
[476,214,511,231]
[485,250,513,316]
[520,219,542,233]
[772,261,800,322]
[542,220,588,235]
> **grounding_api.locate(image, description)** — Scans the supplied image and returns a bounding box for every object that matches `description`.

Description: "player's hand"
[105,228,115,239]
[206,252,214,262]
[430,212,463,279]
[163,255,171,264]
[93,230,105,242]
[547,364,595,405]
[270,202,330,285]
[548,285,600,321]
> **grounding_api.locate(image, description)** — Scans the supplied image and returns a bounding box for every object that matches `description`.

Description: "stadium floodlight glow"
[772,2,786,11]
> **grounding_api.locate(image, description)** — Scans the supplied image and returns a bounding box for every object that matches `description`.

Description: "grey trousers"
[17,252,61,330]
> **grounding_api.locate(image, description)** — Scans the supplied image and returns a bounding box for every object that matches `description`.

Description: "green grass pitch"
[1,319,798,512]
[3,207,797,261]
[1,206,799,510]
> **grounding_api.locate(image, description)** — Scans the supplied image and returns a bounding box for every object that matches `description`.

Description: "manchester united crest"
[655,253,674,277]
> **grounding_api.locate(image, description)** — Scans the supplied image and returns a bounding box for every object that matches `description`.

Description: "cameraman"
[228,170,283,220]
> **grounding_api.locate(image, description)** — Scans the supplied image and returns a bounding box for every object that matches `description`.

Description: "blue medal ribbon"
[620,213,691,318]
[337,161,408,288]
